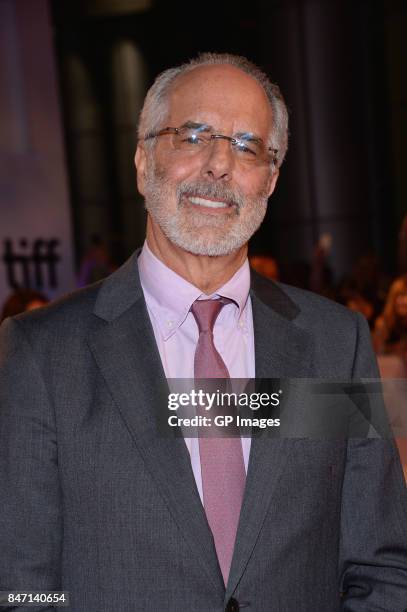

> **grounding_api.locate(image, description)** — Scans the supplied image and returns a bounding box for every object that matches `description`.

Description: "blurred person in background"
[373,274,407,487]
[248,253,279,280]
[349,253,388,320]
[373,275,407,358]
[1,289,49,323]
[77,234,117,287]
[341,288,375,328]
[309,233,336,300]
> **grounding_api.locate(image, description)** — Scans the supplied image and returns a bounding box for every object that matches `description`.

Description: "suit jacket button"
[225,598,239,612]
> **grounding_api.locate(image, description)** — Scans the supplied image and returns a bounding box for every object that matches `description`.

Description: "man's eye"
[185,135,203,144]
[174,129,208,150]
[181,132,206,145]
[236,142,257,156]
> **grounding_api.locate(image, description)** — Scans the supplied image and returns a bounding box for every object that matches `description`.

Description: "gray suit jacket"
[1,252,407,611]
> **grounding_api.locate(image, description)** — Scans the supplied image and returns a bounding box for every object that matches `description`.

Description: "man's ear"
[267,168,279,198]
[135,144,147,196]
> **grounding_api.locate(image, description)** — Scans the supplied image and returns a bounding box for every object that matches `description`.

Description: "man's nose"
[200,138,235,181]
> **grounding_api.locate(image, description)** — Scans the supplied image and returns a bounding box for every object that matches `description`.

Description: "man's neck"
[146,218,247,295]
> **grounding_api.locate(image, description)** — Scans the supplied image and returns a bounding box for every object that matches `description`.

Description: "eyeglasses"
[143,124,278,166]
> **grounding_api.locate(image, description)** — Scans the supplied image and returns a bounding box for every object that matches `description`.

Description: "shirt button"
[167,321,173,328]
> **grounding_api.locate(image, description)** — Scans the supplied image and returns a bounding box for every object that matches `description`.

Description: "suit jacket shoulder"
[250,271,374,379]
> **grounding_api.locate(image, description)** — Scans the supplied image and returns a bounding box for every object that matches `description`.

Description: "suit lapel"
[226,273,315,597]
[88,253,224,592]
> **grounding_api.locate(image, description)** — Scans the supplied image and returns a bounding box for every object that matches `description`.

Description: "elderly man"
[1,53,407,612]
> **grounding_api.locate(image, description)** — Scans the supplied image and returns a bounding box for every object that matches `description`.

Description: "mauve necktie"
[190,298,246,585]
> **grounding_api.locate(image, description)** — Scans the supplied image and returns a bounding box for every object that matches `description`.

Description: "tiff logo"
[2,238,60,289]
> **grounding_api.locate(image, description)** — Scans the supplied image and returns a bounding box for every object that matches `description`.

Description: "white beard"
[143,159,270,257]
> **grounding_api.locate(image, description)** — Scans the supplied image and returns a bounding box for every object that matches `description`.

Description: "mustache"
[176,180,245,209]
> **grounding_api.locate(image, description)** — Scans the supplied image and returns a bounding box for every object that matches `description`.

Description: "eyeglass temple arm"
[143,127,178,141]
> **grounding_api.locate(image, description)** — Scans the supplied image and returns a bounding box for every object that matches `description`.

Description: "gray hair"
[137,52,289,167]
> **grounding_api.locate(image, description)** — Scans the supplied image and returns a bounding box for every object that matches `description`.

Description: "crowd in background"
[250,215,407,372]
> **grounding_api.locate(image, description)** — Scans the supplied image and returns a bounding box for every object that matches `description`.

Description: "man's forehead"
[174,63,255,83]
[167,64,273,132]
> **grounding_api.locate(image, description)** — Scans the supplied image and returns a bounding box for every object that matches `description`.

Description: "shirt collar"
[137,241,250,340]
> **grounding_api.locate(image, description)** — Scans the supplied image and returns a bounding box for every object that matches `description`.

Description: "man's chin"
[166,229,242,257]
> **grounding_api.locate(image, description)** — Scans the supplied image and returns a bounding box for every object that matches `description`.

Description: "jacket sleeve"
[0,317,61,611]
[339,313,407,610]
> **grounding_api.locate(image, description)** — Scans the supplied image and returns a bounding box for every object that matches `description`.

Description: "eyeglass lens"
[172,127,268,162]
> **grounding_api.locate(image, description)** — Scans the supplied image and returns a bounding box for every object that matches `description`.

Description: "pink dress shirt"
[138,241,254,502]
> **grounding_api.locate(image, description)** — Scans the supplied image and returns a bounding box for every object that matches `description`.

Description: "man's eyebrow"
[234,132,264,144]
[181,121,212,132]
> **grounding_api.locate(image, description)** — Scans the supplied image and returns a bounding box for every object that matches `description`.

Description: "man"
[1,53,406,612]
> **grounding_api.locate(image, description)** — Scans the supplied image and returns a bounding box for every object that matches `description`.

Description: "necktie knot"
[190,298,230,333]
